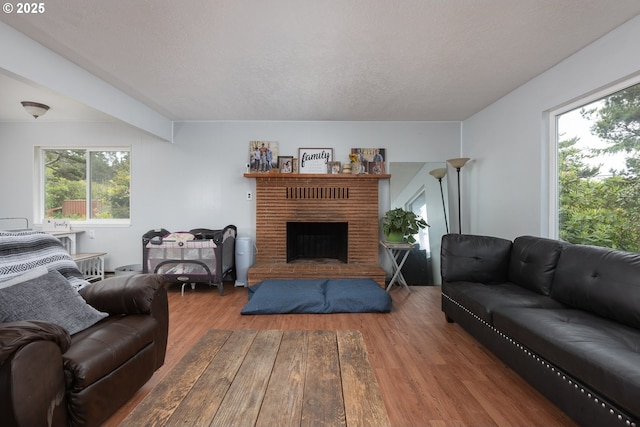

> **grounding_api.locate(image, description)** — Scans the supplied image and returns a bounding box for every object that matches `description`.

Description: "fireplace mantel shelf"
[244,173,390,179]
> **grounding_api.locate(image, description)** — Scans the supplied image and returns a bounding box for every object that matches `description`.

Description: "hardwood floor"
[104,283,577,427]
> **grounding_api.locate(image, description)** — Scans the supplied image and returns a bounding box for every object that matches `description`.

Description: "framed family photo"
[351,148,386,174]
[327,161,341,174]
[278,156,293,173]
[298,148,333,174]
[249,141,279,173]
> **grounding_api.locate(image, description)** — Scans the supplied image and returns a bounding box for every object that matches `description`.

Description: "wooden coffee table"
[120,329,390,427]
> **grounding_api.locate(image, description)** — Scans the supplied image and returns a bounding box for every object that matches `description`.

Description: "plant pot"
[385,230,404,243]
[351,162,361,175]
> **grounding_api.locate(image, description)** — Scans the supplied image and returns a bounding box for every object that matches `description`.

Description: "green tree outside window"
[558,83,640,252]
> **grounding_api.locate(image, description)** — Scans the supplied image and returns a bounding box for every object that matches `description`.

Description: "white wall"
[462,15,640,240]
[0,120,460,270]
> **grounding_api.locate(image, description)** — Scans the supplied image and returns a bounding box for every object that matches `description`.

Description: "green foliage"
[583,84,640,163]
[381,207,428,244]
[559,83,640,252]
[44,149,130,220]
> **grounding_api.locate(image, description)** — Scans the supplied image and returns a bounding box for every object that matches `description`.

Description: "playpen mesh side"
[142,225,237,281]
[145,240,217,276]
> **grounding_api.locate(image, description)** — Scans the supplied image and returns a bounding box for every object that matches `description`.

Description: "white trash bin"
[234,237,254,287]
[114,264,143,276]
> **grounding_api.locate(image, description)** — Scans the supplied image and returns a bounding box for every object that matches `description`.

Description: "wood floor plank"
[210,330,283,427]
[302,330,346,427]
[256,330,308,427]
[119,329,231,427]
[337,329,390,427]
[166,329,258,427]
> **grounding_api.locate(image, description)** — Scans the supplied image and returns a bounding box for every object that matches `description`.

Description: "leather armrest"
[80,274,169,368]
[0,321,70,365]
[79,273,167,315]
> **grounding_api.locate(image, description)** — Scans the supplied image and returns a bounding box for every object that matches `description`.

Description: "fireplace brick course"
[245,173,389,286]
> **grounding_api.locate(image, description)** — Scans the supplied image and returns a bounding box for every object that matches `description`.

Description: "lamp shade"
[21,101,50,119]
[447,157,470,169]
[429,168,447,179]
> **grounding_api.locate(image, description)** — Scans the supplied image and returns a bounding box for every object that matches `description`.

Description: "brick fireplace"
[245,173,389,287]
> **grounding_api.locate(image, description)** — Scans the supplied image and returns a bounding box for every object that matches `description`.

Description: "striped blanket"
[0,230,90,291]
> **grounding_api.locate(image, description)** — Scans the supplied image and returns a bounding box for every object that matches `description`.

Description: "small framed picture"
[278,156,293,173]
[368,161,385,175]
[298,148,333,174]
[328,161,342,174]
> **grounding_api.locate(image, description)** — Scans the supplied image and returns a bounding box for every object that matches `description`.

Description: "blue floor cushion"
[241,278,392,314]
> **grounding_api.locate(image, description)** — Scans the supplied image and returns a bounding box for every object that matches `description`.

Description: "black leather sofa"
[440,234,640,427]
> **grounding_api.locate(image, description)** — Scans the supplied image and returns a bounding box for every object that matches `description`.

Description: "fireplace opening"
[287,222,348,263]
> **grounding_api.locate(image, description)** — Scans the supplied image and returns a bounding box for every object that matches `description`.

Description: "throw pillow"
[0,265,49,288]
[0,267,108,335]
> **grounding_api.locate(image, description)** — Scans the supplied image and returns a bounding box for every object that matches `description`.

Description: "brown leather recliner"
[0,274,169,427]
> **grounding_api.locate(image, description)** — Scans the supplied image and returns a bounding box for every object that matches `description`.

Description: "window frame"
[548,74,640,239]
[405,186,430,252]
[34,146,132,227]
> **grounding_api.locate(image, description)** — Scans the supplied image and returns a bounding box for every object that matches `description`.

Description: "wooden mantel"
[243,173,391,179]
[244,172,390,286]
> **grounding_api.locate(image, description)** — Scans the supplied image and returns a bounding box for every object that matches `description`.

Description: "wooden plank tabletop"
[256,330,307,427]
[120,329,390,427]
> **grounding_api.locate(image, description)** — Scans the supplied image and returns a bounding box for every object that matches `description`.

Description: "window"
[37,148,130,224]
[406,190,430,252]
[554,81,640,251]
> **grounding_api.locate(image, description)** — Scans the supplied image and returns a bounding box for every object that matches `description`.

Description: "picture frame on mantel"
[351,148,386,174]
[249,141,279,173]
[278,156,293,173]
[298,148,333,174]
[328,161,341,174]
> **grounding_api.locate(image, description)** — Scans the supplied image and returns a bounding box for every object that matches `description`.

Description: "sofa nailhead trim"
[442,292,636,427]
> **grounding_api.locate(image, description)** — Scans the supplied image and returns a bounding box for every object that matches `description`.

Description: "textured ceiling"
[2,0,640,122]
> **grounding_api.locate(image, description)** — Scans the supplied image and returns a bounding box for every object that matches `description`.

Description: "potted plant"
[381,207,429,243]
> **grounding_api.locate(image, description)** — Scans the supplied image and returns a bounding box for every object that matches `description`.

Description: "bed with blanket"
[241,278,392,314]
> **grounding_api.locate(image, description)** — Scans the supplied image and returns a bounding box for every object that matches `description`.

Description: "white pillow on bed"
[0,267,107,334]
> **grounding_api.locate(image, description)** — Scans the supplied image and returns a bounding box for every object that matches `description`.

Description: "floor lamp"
[429,168,449,234]
[446,157,470,234]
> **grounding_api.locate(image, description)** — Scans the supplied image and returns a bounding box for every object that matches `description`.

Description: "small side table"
[72,252,106,282]
[380,241,414,293]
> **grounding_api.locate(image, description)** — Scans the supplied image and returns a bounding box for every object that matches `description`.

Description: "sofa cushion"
[442,281,566,323]
[551,244,640,329]
[64,315,158,390]
[493,307,640,417]
[0,267,108,335]
[508,236,565,295]
[441,234,512,283]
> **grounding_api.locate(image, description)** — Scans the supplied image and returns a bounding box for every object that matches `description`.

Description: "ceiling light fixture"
[21,101,50,119]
